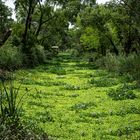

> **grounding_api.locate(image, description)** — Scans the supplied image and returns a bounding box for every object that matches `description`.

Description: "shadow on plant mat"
[14,53,140,140]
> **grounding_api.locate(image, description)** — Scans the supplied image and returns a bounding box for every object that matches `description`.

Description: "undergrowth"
[5,53,139,140]
[108,84,136,100]
[0,80,48,139]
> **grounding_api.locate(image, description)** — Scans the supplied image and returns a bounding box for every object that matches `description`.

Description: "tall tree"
[0,0,13,46]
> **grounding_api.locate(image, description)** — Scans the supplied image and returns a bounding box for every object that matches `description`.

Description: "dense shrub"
[108,84,136,100]
[119,54,140,86]
[30,45,46,64]
[0,44,23,70]
[89,77,118,87]
[95,53,140,86]
[22,45,46,67]
[94,53,120,72]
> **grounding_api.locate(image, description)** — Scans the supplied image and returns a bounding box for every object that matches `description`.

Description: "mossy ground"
[14,53,140,140]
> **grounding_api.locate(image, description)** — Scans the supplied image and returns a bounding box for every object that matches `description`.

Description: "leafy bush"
[89,77,118,87]
[31,45,46,64]
[0,44,23,70]
[95,53,140,86]
[110,125,140,137]
[118,54,136,73]
[23,45,46,67]
[108,84,136,100]
[95,53,120,72]
[114,105,140,116]
[119,54,140,86]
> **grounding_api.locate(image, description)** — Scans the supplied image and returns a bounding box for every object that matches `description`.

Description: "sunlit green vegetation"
[12,53,140,139]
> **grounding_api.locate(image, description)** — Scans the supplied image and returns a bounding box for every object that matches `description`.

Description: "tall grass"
[0,80,25,123]
[0,80,49,139]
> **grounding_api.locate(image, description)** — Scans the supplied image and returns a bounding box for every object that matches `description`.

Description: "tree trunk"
[22,0,33,48]
[106,35,119,55]
[35,12,43,37]
[0,29,12,47]
[124,38,132,55]
[124,20,133,55]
